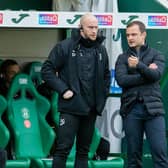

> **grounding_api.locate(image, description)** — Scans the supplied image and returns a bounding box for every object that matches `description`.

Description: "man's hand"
[149,63,158,69]
[128,55,139,68]
[63,90,74,99]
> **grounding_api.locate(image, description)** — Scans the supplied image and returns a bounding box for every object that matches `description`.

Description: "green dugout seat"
[0,95,10,149]
[24,61,43,88]
[6,159,30,168]
[91,158,124,168]
[6,73,56,168]
[160,68,168,129]
[0,93,30,168]
[49,92,124,168]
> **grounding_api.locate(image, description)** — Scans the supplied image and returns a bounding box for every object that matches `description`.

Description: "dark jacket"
[41,30,110,116]
[115,44,165,117]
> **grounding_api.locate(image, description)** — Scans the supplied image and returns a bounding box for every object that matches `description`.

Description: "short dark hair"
[0,59,19,75]
[126,21,146,33]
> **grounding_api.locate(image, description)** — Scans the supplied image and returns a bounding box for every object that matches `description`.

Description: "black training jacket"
[41,31,110,116]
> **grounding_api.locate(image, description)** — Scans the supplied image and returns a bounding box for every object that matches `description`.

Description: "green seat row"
[0,73,123,168]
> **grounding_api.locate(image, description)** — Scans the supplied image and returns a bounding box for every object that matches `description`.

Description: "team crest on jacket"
[72,50,76,57]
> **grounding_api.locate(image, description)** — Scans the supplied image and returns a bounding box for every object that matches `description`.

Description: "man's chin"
[90,38,96,41]
[129,44,136,48]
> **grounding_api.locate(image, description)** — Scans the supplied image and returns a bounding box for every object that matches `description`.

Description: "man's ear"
[79,24,83,31]
[142,31,147,40]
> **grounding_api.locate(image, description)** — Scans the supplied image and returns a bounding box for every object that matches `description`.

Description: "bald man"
[42,13,110,168]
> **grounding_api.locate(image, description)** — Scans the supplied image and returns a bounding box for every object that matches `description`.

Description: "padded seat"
[6,159,30,168]
[6,73,56,167]
[0,95,30,168]
[43,158,93,168]
[24,61,43,88]
[160,68,168,130]
[91,157,124,168]
[0,95,10,148]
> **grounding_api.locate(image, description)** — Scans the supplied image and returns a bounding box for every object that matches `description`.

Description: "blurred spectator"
[0,59,20,97]
[0,59,20,162]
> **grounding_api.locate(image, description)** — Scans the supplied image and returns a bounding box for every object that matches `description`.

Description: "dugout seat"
[0,95,10,149]
[6,73,56,168]
[24,61,43,88]
[160,68,168,129]
[0,95,30,168]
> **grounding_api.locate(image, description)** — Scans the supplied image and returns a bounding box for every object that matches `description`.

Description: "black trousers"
[0,148,6,168]
[52,111,97,168]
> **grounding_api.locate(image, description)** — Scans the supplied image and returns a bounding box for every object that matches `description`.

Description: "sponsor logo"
[71,50,76,57]
[156,0,168,9]
[66,14,112,26]
[0,13,3,24]
[110,69,122,94]
[24,120,31,128]
[60,118,65,126]
[12,13,30,24]
[67,15,82,24]
[39,14,58,25]
[22,108,30,119]
[34,66,41,72]
[112,29,122,42]
[110,109,125,138]
[148,15,167,26]
[95,15,112,26]
[121,15,139,25]
[19,78,28,84]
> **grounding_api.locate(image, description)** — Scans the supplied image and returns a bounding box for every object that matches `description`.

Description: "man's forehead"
[81,14,98,24]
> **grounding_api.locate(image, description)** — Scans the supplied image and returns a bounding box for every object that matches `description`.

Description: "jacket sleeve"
[41,43,69,95]
[104,47,111,97]
[115,54,147,88]
[136,50,165,82]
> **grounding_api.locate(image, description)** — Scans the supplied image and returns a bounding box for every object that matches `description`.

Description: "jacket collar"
[71,28,105,48]
[127,43,149,57]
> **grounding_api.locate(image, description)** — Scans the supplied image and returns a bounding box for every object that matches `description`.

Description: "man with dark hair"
[115,20,168,167]
[0,59,20,166]
[41,13,110,168]
[0,59,20,97]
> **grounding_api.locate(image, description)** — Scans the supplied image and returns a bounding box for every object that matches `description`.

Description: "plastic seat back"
[160,68,168,129]
[7,73,55,159]
[25,61,43,88]
[0,95,10,148]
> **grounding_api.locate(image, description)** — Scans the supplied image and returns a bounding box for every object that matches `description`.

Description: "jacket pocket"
[59,93,90,114]
[120,92,137,116]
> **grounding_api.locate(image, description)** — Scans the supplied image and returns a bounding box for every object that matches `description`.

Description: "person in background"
[41,13,110,168]
[0,59,20,97]
[115,20,168,168]
[0,59,20,165]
